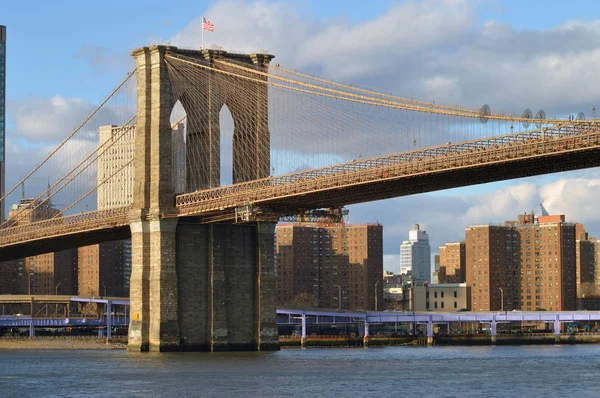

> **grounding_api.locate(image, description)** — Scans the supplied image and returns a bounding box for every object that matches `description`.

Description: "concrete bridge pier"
[177,220,278,351]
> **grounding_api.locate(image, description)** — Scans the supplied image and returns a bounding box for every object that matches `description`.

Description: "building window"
[441,302,444,308]
[434,291,438,298]
[454,301,457,308]
[454,291,457,298]
[434,302,438,309]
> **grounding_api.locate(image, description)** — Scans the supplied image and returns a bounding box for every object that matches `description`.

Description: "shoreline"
[2,334,600,350]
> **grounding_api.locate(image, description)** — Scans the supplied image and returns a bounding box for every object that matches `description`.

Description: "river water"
[0,345,598,397]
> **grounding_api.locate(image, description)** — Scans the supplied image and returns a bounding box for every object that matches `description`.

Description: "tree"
[290,293,318,308]
[580,282,598,296]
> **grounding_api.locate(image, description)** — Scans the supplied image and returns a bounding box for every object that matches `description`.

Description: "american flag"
[202,17,214,32]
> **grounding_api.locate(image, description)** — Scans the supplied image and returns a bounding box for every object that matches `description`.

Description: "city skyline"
[3,1,600,273]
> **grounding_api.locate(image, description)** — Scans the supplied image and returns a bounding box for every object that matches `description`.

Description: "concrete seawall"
[0,336,127,350]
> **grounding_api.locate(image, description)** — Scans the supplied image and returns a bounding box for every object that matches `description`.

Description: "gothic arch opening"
[219,104,234,187]
[170,100,187,194]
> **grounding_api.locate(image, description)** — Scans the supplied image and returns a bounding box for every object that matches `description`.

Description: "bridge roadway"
[2,124,600,261]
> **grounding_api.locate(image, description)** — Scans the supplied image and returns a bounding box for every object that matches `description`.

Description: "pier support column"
[554,318,561,343]
[128,220,150,351]
[426,318,434,346]
[128,45,180,352]
[148,219,180,352]
[256,223,278,350]
[29,323,35,338]
[490,319,497,345]
[106,300,112,343]
[363,321,370,347]
[301,312,307,348]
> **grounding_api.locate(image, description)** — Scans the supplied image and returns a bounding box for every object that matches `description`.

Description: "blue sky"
[0,0,596,102]
[1,0,597,102]
[3,0,600,271]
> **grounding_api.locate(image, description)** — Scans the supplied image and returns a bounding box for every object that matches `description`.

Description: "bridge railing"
[175,122,600,216]
[0,206,131,246]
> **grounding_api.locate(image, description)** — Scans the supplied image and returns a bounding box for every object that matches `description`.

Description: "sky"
[3,0,600,273]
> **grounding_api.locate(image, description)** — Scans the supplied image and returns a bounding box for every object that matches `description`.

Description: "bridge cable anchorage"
[0,69,138,209]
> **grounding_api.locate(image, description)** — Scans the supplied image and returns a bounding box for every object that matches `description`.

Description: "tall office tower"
[432,254,440,284]
[438,242,466,284]
[400,224,431,283]
[97,125,135,210]
[0,26,6,222]
[466,212,577,312]
[276,223,383,310]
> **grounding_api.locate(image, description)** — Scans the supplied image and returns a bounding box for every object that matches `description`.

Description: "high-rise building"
[78,242,127,297]
[438,242,466,284]
[276,223,383,310]
[400,224,431,282]
[0,26,6,222]
[432,254,440,283]
[97,125,135,210]
[466,212,577,312]
[575,222,598,297]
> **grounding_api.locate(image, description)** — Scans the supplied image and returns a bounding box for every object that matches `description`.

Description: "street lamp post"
[499,287,504,312]
[55,282,61,295]
[375,281,380,311]
[334,285,342,309]
[101,282,107,299]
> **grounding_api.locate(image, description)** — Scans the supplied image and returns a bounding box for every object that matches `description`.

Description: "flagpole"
[201,16,204,49]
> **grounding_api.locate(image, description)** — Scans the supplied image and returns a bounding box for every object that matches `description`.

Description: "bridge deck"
[1,125,600,259]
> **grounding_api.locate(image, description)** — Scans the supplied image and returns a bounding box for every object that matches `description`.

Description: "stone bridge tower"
[128,45,277,352]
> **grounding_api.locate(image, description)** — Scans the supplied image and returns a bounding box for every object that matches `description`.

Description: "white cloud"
[10,95,97,142]
[170,0,600,116]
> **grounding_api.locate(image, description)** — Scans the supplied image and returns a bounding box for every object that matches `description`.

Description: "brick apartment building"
[276,223,383,310]
[438,242,465,284]
[466,213,578,312]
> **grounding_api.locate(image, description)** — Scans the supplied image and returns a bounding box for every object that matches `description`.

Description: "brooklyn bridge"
[1,45,599,351]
